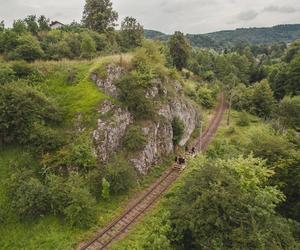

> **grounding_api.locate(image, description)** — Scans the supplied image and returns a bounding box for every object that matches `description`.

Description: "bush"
[278,96,300,129]
[63,185,96,228]
[105,155,136,194]
[0,65,15,84]
[80,33,96,59]
[11,61,34,78]
[123,125,147,151]
[118,73,155,119]
[0,83,60,144]
[87,168,105,200]
[101,178,110,200]
[7,171,49,220]
[41,133,97,174]
[251,79,276,118]
[167,156,298,249]
[237,111,250,127]
[9,35,44,61]
[47,174,97,228]
[196,85,215,108]
[172,117,185,145]
[28,123,64,153]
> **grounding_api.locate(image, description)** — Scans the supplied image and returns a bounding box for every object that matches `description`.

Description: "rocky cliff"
[92,63,200,174]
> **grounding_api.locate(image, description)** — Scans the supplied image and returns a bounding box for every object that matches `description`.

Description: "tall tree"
[168,31,191,70]
[82,0,118,33]
[0,20,4,32]
[38,15,50,31]
[80,33,96,59]
[24,15,39,35]
[12,20,27,34]
[120,16,143,50]
[251,79,276,118]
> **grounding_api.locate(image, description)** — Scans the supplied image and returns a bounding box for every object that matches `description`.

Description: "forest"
[0,0,299,249]
[145,24,300,49]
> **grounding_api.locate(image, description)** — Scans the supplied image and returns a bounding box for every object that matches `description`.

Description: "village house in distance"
[50,21,64,29]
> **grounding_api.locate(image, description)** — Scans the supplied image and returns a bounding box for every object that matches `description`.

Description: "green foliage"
[11,61,34,78]
[27,123,64,153]
[42,133,97,174]
[82,0,118,32]
[251,80,276,118]
[12,20,27,34]
[278,96,300,129]
[0,65,15,84]
[0,83,60,145]
[237,111,250,126]
[63,184,96,228]
[169,31,191,70]
[105,155,136,194]
[196,84,216,108]
[80,33,97,59]
[9,34,44,61]
[287,53,300,96]
[117,73,155,119]
[7,170,49,220]
[101,177,110,200]
[47,174,97,228]
[285,39,300,63]
[24,15,39,35]
[120,16,144,51]
[167,156,298,249]
[38,15,50,31]
[123,125,147,151]
[172,117,185,145]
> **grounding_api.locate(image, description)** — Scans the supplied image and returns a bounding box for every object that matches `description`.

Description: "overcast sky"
[1,0,300,34]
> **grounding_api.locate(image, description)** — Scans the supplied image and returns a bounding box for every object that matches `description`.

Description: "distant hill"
[145,24,300,48]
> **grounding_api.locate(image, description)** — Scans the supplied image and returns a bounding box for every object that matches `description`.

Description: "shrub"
[63,185,96,228]
[196,85,215,108]
[105,155,136,194]
[278,96,300,129]
[101,178,110,200]
[28,123,64,153]
[11,61,34,78]
[167,156,298,249]
[80,33,96,59]
[172,117,185,145]
[87,168,105,200]
[237,111,250,127]
[123,125,147,151]
[47,174,97,228]
[0,83,60,144]
[9,35,44,61]
[0,65,15,84]
[118,73,155,119]
[41,133,97,174]
[250,79,276,118]
[7,171,49,220]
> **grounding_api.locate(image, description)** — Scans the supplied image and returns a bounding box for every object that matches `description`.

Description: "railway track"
[78,92,226,250]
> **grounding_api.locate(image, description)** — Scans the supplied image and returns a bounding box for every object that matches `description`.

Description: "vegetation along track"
[78,92,226,250]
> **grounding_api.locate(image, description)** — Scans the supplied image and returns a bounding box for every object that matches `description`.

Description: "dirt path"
[77,92,226,250]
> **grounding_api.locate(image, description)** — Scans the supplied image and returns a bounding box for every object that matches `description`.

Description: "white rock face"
[93,100,133,162]
[131,121,174,174]
[91,64,200,174]
[159,98,199,146]
[91,64,123,98]
[131,98,199,174]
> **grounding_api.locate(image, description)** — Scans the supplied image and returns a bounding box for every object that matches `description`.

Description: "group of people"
[175,146,196,165]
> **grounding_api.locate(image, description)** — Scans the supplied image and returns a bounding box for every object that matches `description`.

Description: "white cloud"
[0,0,300,33]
